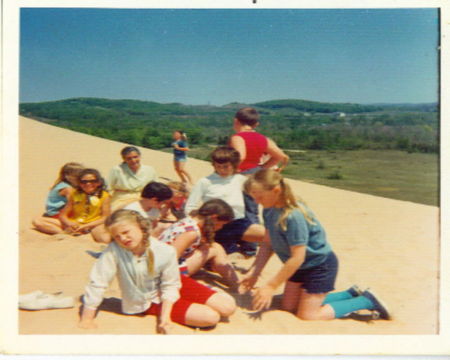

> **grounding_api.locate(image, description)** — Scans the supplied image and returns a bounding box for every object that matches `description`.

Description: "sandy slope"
[19,116,439,335]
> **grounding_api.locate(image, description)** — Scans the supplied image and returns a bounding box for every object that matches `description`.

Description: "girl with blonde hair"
[240,169,390,321]
[79,209,233,333]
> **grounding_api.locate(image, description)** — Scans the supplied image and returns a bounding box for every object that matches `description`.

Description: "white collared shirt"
[83,238,180,314]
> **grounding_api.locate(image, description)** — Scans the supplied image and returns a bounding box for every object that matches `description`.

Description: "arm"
[261,138,289,172]
[59,186,74,201]
[171,232,198,259]
[239,232,273,294]
[173,141,190,152]
[184,180,205,215]
[229,135,246,166]
[58,197,80,232]
[79,247,117,328]
[252,244,305,311]
[157,245,181,334]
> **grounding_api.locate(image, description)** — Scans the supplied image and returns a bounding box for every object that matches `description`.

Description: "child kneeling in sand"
[79,209,234,333]
[240,169,390,321]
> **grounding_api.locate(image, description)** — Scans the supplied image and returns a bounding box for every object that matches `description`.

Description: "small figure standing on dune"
[172,130,193,185]
[240,169,390,321]
[32,162,85,234]
[79,209,233,333]
[107,146,158,211]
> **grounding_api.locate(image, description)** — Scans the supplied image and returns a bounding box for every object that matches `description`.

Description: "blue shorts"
[214,218,257,254]
[288,252,338,294]
[174,156,187,162]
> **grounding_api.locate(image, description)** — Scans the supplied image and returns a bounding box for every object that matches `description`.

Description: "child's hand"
[157,319,173,334]
[78,319,98,329]
[238,273,258,294]
[252,285,275,311]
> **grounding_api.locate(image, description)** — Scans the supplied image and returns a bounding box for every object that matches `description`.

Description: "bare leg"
[183,303,221,327]
[32,216,64,235]
[281,280,302,313]
[178,161,193,184]
[173,161,187,183]
[296,287,335,320]
[205,292,236,318]
[90,224,112,243]
[186,243,239,290]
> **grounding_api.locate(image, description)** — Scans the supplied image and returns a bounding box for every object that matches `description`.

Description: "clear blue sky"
[20,8,439,106]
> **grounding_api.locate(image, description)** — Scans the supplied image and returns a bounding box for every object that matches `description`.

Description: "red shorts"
[144,274,216,324]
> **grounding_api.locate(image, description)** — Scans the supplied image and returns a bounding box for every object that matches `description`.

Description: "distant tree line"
[20,97,439,154]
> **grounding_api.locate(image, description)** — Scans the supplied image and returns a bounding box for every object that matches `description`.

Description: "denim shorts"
[288,251,338,294]
[214,217,257,254]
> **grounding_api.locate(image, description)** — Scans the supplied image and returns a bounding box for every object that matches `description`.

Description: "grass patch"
[174,146,438,206]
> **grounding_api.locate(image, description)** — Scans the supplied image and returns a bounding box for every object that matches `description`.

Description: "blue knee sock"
[322,290,354,305]
[328,295,374,318]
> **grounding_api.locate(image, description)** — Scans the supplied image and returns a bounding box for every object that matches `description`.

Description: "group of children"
[31,107,390,334]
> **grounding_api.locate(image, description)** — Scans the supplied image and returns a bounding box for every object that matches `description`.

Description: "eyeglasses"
[80,179,99,184]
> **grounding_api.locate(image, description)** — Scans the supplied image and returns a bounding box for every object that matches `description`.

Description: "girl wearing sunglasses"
[55,168,111,237]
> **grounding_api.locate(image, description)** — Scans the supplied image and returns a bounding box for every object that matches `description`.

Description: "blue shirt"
[45,181,71,216]
[263,205,332,269]
[173,140,187,159]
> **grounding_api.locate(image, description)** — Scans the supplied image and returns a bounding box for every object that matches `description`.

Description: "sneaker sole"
[362,290,391,320]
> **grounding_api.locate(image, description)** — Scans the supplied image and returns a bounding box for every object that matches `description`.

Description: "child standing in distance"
[56,168,111,236]
[79,209,229,332]
[159,199,241,293]
[32,162,84,234]
[185,146,265,256]
[91,181,174,243]
[229,107,289,225]
[172,130,193,185]
[240,169,390,321]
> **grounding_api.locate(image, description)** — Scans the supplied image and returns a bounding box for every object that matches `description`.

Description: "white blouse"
[83,238,180,314]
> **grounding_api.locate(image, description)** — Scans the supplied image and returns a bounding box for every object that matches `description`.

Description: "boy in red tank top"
[230,107,289,174]
[229,107,289,242]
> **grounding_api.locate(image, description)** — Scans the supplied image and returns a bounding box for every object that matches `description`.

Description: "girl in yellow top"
[58,169,111,236]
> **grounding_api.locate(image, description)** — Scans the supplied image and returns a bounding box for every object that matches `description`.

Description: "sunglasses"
[80,179,99,184]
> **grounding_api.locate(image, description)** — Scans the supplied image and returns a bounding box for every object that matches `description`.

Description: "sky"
[19,8,439,106]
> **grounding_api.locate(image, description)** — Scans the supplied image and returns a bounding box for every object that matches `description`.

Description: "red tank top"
[233,132,268,171]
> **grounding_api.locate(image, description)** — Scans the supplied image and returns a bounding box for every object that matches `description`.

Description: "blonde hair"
[244,169,315,231]
[105,209,155,276]
[52,162,84,188]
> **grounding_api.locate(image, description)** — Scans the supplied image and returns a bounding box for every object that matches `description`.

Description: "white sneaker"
[19,290,44,304]
[19,292,75,310]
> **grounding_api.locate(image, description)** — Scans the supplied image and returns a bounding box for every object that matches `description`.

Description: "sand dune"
[19,115,439,337]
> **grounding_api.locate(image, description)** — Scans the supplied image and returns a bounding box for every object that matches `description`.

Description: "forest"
[19,97,439,154]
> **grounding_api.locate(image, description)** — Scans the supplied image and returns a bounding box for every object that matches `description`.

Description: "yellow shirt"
[69,190,110,224]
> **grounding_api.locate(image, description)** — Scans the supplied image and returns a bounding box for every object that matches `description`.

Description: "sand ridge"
[19,116,439,336]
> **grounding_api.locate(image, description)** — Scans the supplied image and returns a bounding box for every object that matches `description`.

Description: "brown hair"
[244,169,315,230]
[210,146,241,170]
[105,209,155,275]
[190,199,234,243]
[235,107,260,127]
[52,162,84,188]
